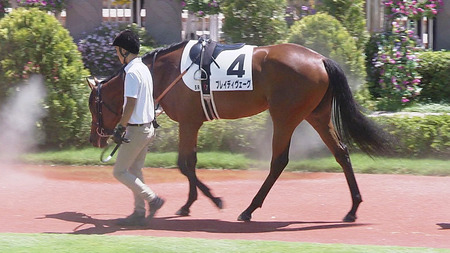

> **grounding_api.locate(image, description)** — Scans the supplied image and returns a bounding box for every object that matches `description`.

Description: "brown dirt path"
[0,164,449,249]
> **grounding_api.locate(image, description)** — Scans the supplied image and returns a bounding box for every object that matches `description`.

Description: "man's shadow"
[39,211,368,235]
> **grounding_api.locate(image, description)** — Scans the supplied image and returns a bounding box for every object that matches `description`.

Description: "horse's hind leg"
[238,121,296,222]
[307,112,362,222]
[176,122,222,216]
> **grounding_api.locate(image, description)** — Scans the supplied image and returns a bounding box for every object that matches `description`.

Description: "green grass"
[22,149,253,169]
[22,148,450,176]
[401,103,450,113]
[0,233,448,253]
[287,155,450,176]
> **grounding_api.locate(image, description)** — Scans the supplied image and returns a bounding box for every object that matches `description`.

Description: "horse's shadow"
[436,223,450,230]
[39,211,368,235]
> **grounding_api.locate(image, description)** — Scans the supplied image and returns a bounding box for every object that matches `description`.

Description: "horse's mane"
[142,40,189,63]
[99,41,189,82]
[100,65,126,84]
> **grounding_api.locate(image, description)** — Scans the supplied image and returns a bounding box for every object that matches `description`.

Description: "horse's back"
[251,43,329,107]
[213,43,330,120]
[253,43,327,79]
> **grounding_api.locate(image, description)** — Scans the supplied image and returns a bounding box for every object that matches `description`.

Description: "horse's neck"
[103,77,124,99]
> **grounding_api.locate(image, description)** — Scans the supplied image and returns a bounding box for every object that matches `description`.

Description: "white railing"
[182,11,222,41]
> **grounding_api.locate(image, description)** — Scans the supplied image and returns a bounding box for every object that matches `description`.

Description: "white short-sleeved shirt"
[124,57,154,124]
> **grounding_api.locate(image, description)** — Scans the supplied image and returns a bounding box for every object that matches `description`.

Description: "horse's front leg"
[176,149,198,216]
[175,122,222,216]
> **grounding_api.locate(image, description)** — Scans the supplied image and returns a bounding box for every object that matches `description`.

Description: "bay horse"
[88,40,391,222]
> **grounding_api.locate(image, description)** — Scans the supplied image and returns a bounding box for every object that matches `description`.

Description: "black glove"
[112,125,130,144]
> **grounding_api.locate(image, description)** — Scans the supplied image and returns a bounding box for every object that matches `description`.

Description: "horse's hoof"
[237,212,252,222]
[343,213,357,222]
[175,207,190,216]
[213,197,223,209]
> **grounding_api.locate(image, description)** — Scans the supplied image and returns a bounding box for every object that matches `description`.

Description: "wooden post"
[435,2,450,50]
[65,0,103,41]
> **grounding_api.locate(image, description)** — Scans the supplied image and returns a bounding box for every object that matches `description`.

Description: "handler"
[111,29,164,226]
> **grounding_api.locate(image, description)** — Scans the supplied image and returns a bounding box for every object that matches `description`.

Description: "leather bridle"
[91,77,123,138]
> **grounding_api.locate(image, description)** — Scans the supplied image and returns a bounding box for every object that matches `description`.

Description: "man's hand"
[112,124,130,144]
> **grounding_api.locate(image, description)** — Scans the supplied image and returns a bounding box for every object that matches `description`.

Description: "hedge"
[149,112,269,154]
[417,51,450,103]
[372,114,450,158]
[150,111,450,158]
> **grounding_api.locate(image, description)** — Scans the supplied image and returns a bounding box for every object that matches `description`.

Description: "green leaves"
[416,51,450,103]
[0,8,90,147]
[373,114,450,157]
[288,13,366,89]
[221,0,287,45]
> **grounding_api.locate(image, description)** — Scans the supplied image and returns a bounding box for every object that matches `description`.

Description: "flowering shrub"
[16,0,65,12]
[182,0,220,17]
[77,23,123,77]
[365,0,445,111]
[77,22,154,77]
[368,21,423,110]
[383,0,444,19]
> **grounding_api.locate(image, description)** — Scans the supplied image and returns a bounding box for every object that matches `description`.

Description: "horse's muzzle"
[90,133,108,148]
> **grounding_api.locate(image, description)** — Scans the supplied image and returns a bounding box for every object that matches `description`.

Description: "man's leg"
[113,125,154,225]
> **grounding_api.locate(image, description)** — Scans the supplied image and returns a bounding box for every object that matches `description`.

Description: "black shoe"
[115,211,148,227]
[148,196,165,220]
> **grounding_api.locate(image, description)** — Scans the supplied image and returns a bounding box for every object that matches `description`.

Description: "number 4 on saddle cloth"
[180,38,255,120]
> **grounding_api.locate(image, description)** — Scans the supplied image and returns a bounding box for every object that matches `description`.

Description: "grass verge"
[22,148,450,176]
[0,233,449,253]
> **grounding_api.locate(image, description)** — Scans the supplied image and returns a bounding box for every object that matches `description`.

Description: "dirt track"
[1,164,449,249]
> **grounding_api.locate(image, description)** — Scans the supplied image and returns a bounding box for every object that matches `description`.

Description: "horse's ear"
[86,77,97,90]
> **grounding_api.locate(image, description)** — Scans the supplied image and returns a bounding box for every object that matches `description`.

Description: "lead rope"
[153,50,199,116]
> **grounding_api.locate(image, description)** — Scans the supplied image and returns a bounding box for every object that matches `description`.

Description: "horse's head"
[87,71,125,148]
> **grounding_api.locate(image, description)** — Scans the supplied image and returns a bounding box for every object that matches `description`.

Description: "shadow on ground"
[39,211,369,235]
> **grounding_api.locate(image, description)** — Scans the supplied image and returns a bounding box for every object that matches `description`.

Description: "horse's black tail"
[323,58,392,156]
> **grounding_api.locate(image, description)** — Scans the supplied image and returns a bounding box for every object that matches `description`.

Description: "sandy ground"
[1,164,449,249]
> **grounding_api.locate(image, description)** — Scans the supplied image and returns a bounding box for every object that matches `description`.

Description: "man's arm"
[118,97,137,127]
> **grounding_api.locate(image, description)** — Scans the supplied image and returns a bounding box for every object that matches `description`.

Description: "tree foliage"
[221,0,287,45]
[0,8,90,147]
[288,13,366,89]
[318,0,368,50]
